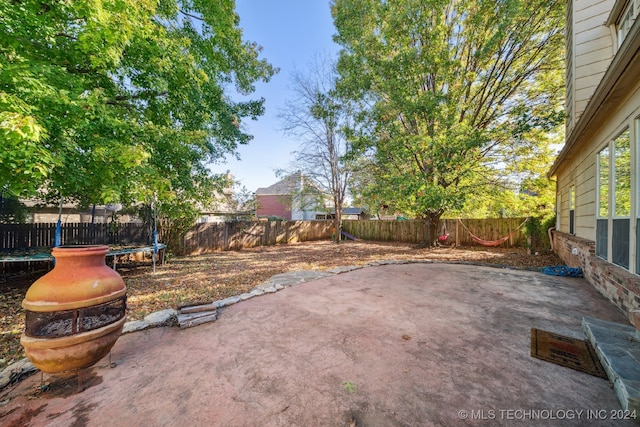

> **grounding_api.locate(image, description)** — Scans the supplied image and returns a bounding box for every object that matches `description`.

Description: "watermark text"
[457,408,637,421]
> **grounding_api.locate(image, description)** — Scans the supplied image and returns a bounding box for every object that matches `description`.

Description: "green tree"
[332,0,564,245]
[0,192,29,223]
[1,0,275,225]
[455,116,561,219]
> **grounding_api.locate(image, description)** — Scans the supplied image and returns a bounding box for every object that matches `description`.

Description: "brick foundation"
[553,230,640,322]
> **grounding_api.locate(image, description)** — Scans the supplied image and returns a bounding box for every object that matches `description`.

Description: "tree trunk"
[422,210,443,248]
[333,202,342,242]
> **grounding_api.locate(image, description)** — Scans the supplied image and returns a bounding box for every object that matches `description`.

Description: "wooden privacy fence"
[342,218,529,247]
[2,217,527,254]
[0,222,152,250]
[182,220,334,254]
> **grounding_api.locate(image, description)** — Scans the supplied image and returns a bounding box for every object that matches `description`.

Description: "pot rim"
[51,245,109,256]
[22,288,126,312]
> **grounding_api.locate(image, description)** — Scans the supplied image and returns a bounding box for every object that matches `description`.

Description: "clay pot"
[21,245,127,373]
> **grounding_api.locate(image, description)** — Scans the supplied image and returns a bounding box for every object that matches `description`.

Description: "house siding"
[255,173,331,220]
[555,65,640,319]
[569,0,615,129]
[554,0,640,320]
[256,195,292,220]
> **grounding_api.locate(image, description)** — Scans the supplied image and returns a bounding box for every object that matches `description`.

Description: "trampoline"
[0,244,166,273]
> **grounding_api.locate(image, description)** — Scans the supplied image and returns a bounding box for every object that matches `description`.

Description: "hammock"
[458,218,528,247]
[469,233,510,247]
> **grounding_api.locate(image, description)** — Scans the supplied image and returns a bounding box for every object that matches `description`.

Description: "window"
[556,192,561,230]
[569,185,575,235]
[613,130,630,269]
[618,0,639,47]
[614,129,631,217]
[597,130,632,268]
[596,147,609,259]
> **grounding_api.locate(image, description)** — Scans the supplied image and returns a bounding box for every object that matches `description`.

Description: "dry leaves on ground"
[0,240,562,369]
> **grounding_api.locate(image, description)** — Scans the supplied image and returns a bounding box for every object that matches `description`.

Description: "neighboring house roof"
[549,13,640,176]
[255,172,324,197]
[255,172,305,195]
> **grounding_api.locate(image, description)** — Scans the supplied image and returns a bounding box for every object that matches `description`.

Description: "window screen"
[596,219,608,259]
[612,219,630,269]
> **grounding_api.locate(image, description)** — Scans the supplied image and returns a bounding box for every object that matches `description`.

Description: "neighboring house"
[255,172,330,220]
[549,0,640,318]
[329,207,370,220]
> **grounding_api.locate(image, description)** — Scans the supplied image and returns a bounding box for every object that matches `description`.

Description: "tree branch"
[106,91,168,105]
[179,9,205,22]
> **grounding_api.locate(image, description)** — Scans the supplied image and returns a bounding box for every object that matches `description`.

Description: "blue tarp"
[541,265,584,278]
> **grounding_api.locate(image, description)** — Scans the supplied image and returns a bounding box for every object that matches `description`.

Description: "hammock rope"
[458,218,529,247]
[438,221,450,242]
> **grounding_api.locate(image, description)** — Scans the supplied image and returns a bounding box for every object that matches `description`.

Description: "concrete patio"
[0,262,637,426]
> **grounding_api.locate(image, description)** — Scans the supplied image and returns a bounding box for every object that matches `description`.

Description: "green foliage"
[1,0,275,227]
[523,214,556,253]
[158,200,201,255]
[342,381,357,394]
[613,130,631,217]
[598,148,609,217]
[332,0,564,243]
[228,183,258,216]
[0,194,29,223]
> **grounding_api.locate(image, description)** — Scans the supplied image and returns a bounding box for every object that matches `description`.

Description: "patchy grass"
[0,240,561,369]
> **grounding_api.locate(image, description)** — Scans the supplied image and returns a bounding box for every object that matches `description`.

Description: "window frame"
[617,0,639,47]
[596,146,610,260]
[613,128,631,219]
[569,185,575,235]
[595,121,638,273]
[612,129,631,269]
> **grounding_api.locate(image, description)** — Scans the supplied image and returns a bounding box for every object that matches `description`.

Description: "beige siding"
[575,162,597,237]
[570,0,614,125]
[575,32,612,53]
[575,45,615,69]
[556,82,640,242]
[574,0,615,21]
[566,0,575,131]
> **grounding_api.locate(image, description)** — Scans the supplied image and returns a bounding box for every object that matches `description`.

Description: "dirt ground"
[0,240,562,371]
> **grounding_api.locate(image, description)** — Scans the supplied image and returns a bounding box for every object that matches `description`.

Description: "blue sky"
[209,1,340,192]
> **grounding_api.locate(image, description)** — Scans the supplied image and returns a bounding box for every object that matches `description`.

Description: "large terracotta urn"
[21,245,127,373]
